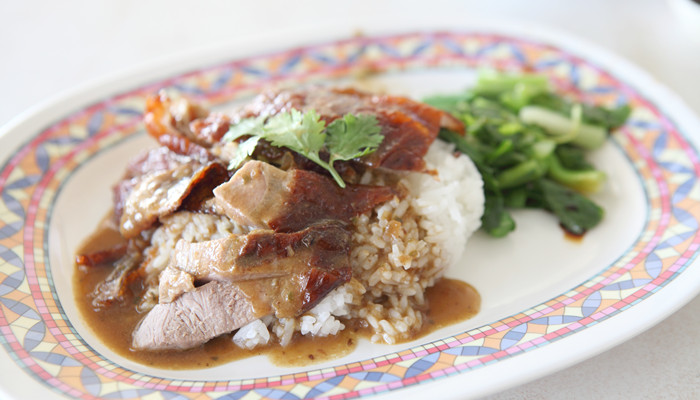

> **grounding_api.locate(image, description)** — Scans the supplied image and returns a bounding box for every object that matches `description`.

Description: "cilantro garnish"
[223,110,383,188]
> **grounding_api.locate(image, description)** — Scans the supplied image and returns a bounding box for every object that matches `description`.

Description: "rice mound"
[142,140,484,347]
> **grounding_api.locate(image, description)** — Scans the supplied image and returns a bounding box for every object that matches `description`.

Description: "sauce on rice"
[75,232,479,369]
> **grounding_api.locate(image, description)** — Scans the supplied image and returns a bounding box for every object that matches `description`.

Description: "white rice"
[405,139,484,267]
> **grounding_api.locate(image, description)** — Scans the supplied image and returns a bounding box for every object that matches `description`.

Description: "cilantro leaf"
[228,136,260,170]
[222,116,264,142]
[263,109,327,156]
[224,110,383,188]
[326,114,383,163]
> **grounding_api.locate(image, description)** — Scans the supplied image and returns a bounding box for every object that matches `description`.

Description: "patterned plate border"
[1,32,699,400]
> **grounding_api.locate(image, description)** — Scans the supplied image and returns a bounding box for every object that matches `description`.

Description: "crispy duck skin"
[112,147,222,225]
[213,160,396,232]
[75,243,127,268]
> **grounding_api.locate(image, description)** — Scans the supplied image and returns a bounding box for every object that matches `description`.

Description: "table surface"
[1,0,699,399]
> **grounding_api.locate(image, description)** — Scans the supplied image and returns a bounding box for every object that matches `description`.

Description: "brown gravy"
[74,227,480,369]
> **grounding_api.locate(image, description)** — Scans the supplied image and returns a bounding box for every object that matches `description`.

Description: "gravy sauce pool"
[74,228,480,369]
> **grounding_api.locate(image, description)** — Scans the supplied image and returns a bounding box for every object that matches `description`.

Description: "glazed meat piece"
[213,160,396,232]
[112,147,227,224]
[91,252,142,308]
[112,147,189,223]
[132,280,272,351]
[170,220,349,277]
[169,221,352,317]
[118,160,228,239]
[189,112,232,143]
[234,87,464,171]
[135,222,352,350]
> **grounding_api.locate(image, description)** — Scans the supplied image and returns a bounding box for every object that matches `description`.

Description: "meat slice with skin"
[91,252,142,308]
[213,160,396,232]
[169,221,352,317]
[112,147,228,228]
[233,87,465,172]
[119,160,229,239]
[132,280,272,351]
[171,221,351,281]
[137,221,352,350]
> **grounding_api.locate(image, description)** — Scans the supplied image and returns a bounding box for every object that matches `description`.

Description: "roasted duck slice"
[136,221,352,351]
[168,220,352,316]
[143,91,213,161]
[171,220,350,280]
[118,159,228,239]
[132,280,272,351]
[213,160,395,232]
[91,252,142,308]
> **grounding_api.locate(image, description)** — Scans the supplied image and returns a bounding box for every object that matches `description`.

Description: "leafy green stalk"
[548,155,606,193]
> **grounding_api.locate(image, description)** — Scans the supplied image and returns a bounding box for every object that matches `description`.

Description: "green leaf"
[223,109,383,188]
[228,136,261,170]
[326,114,383,163]
[262,109,327,156]
[222,116,265,142]
[537,179,604,235]
[481,192,516,237]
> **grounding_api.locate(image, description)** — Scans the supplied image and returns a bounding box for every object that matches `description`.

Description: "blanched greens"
[426,71,630,237]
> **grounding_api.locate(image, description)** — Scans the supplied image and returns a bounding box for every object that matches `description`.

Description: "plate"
[2,24,700,400]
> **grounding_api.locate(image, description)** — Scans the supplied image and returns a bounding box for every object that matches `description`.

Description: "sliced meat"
[141,264,351,350]
[172,220,350,281]
[171,220,352,317]
[112,147,188,224]
[91,252,142,308]
[213,160,396,232]
[75,243,127,268]
[132,280,272,351]
[119,161,228,239]
[75,213,128,267]
[112,147,214,224]
[234,87,465,171]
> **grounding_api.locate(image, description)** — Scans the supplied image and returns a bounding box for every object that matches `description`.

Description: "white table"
[2,0,699,398]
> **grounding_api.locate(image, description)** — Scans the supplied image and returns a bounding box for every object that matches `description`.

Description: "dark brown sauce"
[74,227,480,369]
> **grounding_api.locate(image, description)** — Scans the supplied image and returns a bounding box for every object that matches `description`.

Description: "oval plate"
[1,24,700,399]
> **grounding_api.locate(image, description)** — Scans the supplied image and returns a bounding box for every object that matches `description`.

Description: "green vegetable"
[223,110,383,188]
[548,155,606,194]
[536,179,604,235]
[325,113,384,171]
[427,71,630,237]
